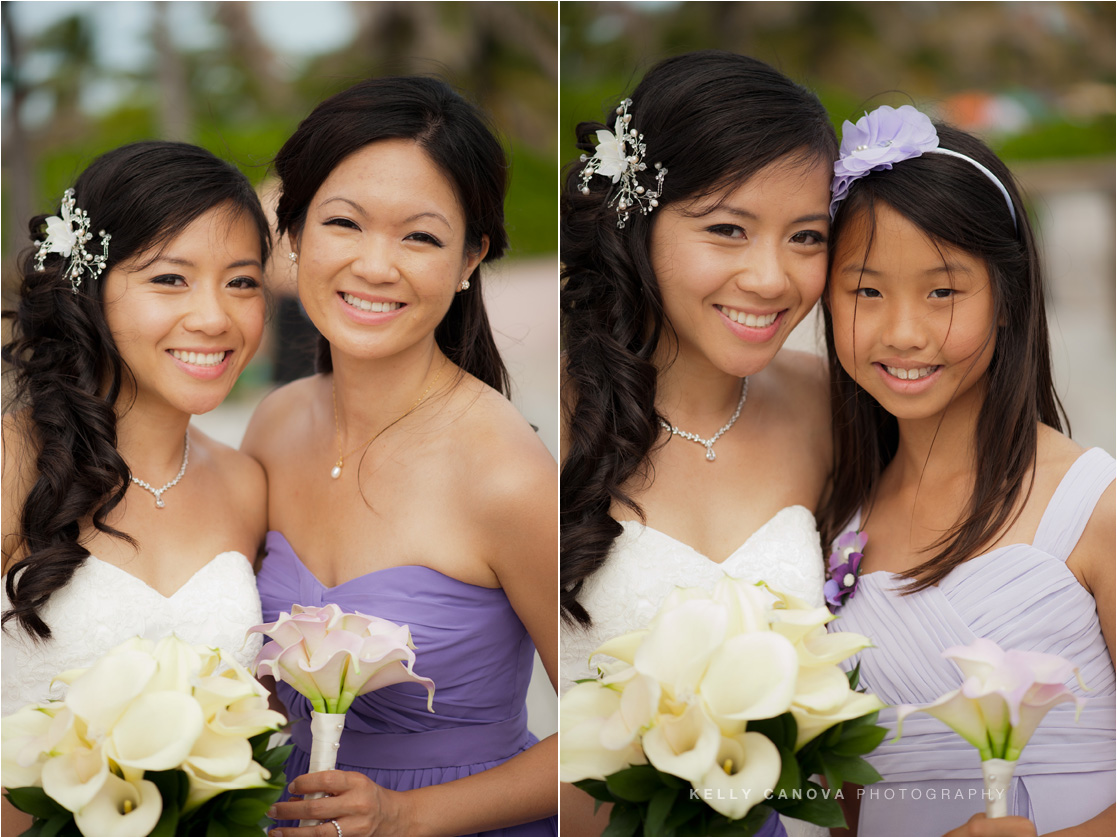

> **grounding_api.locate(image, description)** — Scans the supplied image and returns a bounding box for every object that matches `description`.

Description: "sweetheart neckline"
[83,551,251,600]
[266,531,503,593]
[616,504,815,566]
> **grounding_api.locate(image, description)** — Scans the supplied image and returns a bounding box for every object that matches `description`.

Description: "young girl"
[560,51,837,837]
[2,142,271,831]
[820,106,1114,836]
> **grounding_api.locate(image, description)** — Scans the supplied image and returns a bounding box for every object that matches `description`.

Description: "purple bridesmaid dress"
[257,531,557,837]
[831,448,1115,835]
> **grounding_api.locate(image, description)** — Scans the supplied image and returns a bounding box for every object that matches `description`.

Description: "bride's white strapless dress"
[560,504,828,837]
[2,552,263,716]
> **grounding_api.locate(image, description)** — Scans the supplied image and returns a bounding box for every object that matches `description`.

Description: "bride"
[2,142,271,831]
[559,51,838,837]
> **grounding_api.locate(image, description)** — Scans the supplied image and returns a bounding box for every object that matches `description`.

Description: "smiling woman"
[1,141,273,834]
[241,76,558,837]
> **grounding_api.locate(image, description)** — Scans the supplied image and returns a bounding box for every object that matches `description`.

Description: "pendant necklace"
[658,378,748,462]
[330,355,449,480]
[130,431,190,509]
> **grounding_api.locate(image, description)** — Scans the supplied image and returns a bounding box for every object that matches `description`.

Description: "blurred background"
[561,0,1116,455]
[1,0,558,737]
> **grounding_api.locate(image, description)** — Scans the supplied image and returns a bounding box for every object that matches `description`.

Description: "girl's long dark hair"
[2,141,270,640]
[817,124,1067,589]
[273,75,510,396]
[561,51,838,625]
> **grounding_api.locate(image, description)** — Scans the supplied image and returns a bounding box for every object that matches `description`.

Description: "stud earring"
[288,252,298,263]
[459,279,470,291]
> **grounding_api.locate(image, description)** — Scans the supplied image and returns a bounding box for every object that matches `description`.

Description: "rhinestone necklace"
[130,431,190,509]
[330,355,448,480]
[658,378,748,462]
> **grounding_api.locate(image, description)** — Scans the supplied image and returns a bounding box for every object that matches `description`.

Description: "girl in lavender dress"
[818,106,1114,836]
[244,77,557,837]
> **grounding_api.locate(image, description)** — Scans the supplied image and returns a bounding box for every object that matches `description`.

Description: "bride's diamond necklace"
[129,431,189,509]
[658,378,748,462]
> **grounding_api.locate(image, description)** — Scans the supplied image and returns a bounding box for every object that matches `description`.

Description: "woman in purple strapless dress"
[245,77,557,837]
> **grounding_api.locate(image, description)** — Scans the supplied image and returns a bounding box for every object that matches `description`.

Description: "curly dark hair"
[2,141,270,640]
[560,51,838,625]
[273,75,511,396]
[816,123,1067,589]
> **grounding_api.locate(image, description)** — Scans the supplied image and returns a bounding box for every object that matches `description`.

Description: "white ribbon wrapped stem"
[298,711,347,827]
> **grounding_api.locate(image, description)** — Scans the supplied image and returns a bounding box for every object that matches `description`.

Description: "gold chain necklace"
[329,355,449,480]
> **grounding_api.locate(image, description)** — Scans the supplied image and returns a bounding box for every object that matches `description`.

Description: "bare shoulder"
[241,376,321,462]
[2,411,38,571]
[187,427,267,538]
[190,428,266,496]
[449,378,557,503]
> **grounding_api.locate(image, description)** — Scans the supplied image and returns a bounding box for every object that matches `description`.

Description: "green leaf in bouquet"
[258,743,294,778]
[5,787,69,821]
[653,769,686,790]
[573,778,613,803]
[602,803,641,837]
[36,813,83,837]
[831,722,888,757]
[745,712,797,751]
[663,796,701,831]
[643,787,677,837]
[846,662,863,690]
[821,752,883,788]
[205,818,231,837]
[776,781,847,827]
[606,765,663,803]
[222,796,270,826]
[768,744,802,801]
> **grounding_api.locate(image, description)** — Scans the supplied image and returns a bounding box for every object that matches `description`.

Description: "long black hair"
[2,141,271,640]
[273,75,511,396]
[817,123,1066,589]
[560,51,838,625]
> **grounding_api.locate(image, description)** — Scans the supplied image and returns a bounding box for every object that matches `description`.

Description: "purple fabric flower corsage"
[829,104,939,218]
[824,529,868,611]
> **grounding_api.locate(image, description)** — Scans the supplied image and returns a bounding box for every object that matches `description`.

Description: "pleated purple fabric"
[257,531,557,837]
[831,448,1115,835]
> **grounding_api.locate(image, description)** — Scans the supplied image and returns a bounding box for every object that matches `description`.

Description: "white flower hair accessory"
[578,98,667,229]
[34,188,112,294]
[830,104,1017,230]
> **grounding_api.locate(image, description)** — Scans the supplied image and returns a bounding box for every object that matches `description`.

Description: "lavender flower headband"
[829,104,1017,230]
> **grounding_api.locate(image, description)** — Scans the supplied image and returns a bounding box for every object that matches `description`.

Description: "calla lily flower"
[1,703,65,788]
[180,759,272,812]
[701,633,799,723]
[251,604,435,715]
[695,732,782,820]
[39,740,110,813]
[559,681,646,783]
[896,638,1086,761]
[73,773,162,837]
[106,691,205,774]
[63,650,157,738]
[642,700,722,783]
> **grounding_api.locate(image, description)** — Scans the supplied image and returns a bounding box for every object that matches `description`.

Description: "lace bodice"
[2,552,263,716]
[560,505,825,690]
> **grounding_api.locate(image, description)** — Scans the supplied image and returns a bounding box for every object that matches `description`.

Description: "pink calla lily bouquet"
[249,603,435,716]
[896,638,1087,818]
[248,604,435,826]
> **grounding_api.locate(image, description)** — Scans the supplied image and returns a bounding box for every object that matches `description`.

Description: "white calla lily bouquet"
[561,577,887,835]
[1,635,290,837]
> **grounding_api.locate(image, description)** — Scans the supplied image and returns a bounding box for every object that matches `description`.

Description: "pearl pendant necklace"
[129,431,190,508]
[658,378,748,462]
[330,356,448,479]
